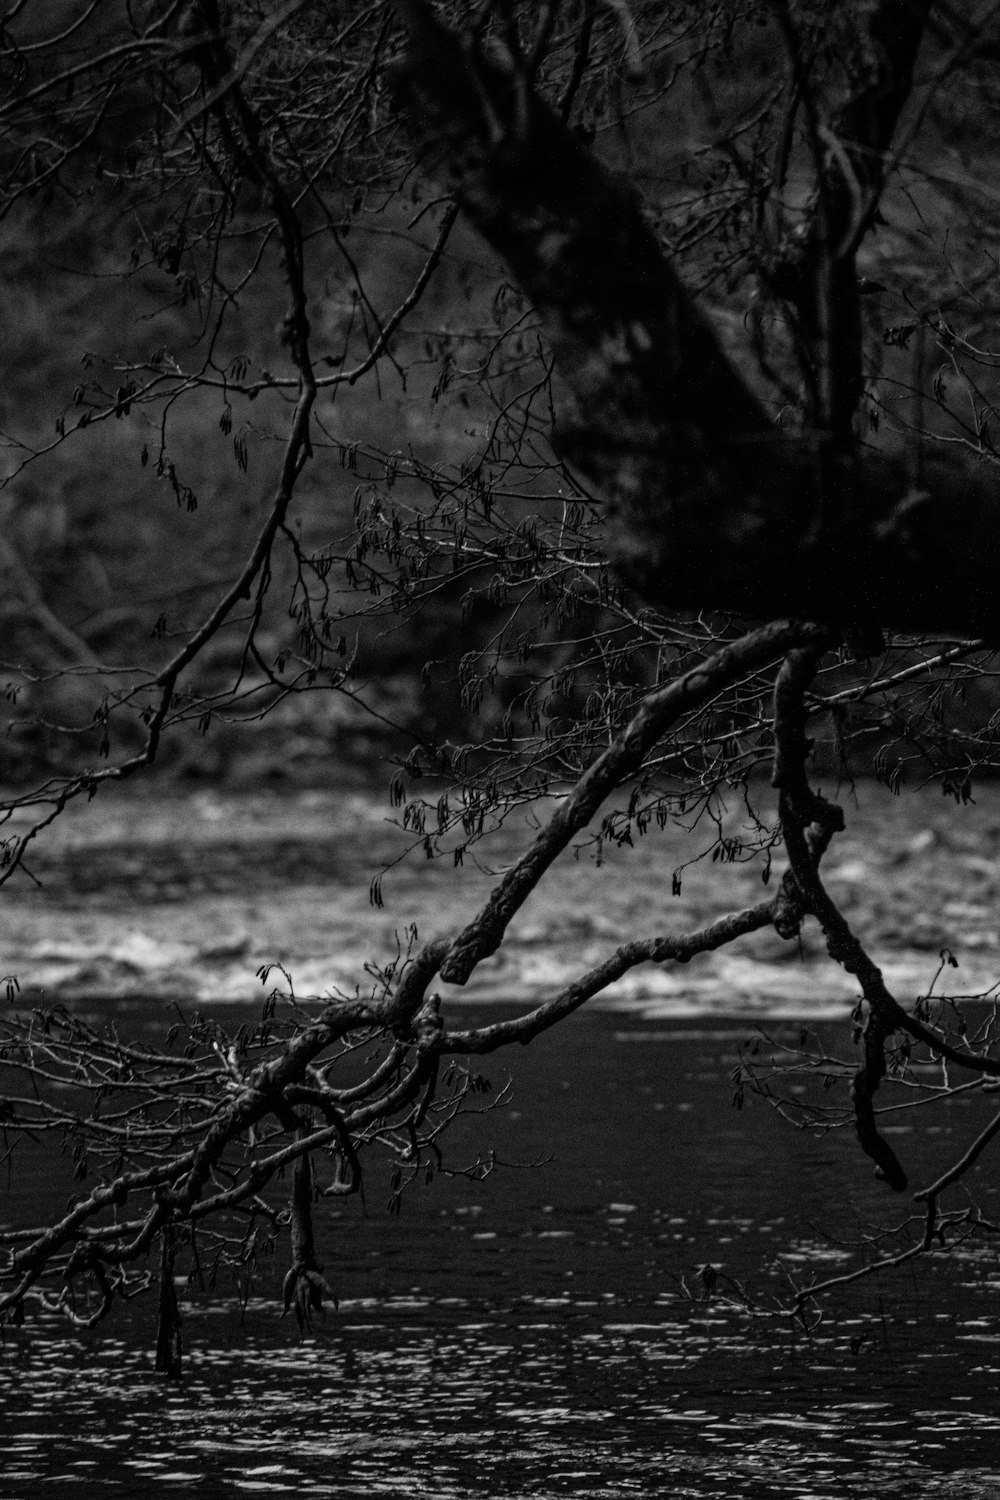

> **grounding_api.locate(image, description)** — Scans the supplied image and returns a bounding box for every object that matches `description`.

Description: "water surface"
[4,1010,1000,1496]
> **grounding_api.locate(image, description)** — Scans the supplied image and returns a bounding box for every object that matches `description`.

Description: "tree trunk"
[393,3,1000,642]
[155,1226,183,1379]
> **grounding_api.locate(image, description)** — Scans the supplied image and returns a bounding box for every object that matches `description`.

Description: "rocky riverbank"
[4,780,1000,1020]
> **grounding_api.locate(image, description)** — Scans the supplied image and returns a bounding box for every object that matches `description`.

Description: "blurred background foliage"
[2,0,1000,825]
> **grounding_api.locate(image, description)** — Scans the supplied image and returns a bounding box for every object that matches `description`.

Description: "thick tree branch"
[772,644,908,1190]
[442,900,778,1053]
[439,619,826,984]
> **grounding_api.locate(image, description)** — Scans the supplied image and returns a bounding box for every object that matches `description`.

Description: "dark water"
[5,1009,1000,1497]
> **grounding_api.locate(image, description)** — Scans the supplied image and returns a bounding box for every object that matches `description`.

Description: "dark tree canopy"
[394,0,1000,640]
[3,0,1000,1367]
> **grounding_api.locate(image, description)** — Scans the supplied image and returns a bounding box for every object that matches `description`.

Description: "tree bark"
[155,1226,183,1378]
[775,0,934,443]
[393,2,1000,642]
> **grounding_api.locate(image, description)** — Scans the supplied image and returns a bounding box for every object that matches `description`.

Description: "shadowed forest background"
[7,0,1000,789]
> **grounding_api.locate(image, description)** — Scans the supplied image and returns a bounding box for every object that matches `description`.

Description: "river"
[4,785,1000,1495]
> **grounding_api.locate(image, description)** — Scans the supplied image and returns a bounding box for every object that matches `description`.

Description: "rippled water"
[8,1301,1000,1498]
[5,1012,1000,1496]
